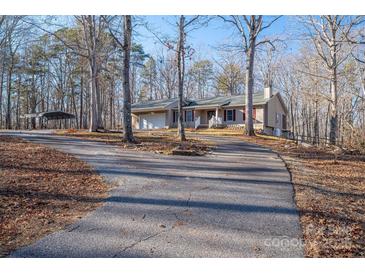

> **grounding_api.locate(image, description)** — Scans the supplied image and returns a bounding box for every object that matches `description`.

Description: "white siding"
[138,113,166,129]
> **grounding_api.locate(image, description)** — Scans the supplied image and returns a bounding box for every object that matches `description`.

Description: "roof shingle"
[131,92,270,111]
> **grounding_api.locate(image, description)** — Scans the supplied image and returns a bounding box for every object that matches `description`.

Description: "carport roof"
[23,111,75,120]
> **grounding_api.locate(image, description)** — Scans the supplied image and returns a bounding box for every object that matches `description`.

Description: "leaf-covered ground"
[5,129,363,257]
[56,129,214,155]
[190,128,365,257]
[0,136,108,257]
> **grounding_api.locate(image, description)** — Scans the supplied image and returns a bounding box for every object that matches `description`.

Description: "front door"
[207,111,215,121]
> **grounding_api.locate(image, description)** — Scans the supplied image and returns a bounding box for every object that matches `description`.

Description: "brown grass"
[0,136,108,257]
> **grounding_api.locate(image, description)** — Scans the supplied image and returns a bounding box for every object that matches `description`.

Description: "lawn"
[0,136,108,257]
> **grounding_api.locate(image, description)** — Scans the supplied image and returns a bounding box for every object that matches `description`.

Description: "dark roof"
[131,98,178,111]
[187,93,269,109]
[131,93,271,112]
[23,111,75,120]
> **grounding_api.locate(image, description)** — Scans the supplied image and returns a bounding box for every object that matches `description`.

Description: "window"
[224,109,236,122]
[225,109,235,121]
[185,110,193,122]
[173,111,178,123]
[275,113,281,124]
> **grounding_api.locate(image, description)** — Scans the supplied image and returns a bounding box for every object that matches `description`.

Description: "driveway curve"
[3,131,303,257]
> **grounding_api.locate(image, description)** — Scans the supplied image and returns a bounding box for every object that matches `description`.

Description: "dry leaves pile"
[238,134,365,257]
[0,136,108,257]
[57,129,213,155]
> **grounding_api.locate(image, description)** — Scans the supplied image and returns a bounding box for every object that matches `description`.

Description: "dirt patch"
[0,136,108,257]
[56,129,214,156]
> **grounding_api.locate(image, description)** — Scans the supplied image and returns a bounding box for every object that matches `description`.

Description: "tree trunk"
[290,95,296,139]
[16,75,21,129]
[6,66,13,129]
[0,61,4,129]
[177,15,186,142]
[244,35,256,136]
[80,71,84,129]
[110,79,114,129]
[86,16,103,132]
[71,82,78,128]
[89,59,98,132]
[314,100,319,145]
[30,77,37,130]
[122,15,135,143]
[329,66,338,145]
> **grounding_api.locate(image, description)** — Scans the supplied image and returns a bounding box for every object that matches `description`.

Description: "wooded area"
[0,16,364,149]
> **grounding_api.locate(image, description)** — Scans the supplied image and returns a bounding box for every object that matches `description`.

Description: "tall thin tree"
[122,15,135,142]
[104,15,135,142]
[220,16,281,136]
[304,16,359,144]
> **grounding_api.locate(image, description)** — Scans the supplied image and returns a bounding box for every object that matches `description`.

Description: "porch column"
[168,109,173,128]
[215,107,219,119]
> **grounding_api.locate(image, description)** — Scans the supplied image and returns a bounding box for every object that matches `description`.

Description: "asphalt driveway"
[3,131,303,257]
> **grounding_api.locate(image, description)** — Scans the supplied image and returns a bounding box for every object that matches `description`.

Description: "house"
[131,87,288,135]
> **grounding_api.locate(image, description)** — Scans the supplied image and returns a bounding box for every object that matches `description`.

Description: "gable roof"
[229,93,269,106]
[131,98,178,111]
[131,92,274,112]
[185,93,269,109]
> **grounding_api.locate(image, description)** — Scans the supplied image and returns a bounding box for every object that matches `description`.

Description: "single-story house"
[131,87,288,135]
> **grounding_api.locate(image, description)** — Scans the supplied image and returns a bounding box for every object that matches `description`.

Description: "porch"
[193,108,224,129]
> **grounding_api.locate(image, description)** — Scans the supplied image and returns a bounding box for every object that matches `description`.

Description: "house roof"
[131,92,272,112]
[131,98,186,112]
[185,93,269,109]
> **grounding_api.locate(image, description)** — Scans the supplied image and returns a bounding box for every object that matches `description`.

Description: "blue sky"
[136,16,301,59]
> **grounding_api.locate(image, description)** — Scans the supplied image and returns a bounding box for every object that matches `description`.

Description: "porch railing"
[208,116,222,128]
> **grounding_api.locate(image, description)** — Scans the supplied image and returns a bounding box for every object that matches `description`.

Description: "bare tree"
[24,16,107,132]
[104,15,135,142]
[220,16,281,136]
[147,15,205,141]
[304,16,359,144]
[77,16,106,132]
[176,16,209,141]
[122,16,135,142]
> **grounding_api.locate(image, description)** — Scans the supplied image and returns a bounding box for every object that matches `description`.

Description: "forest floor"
[184,128,365,257]
[56,129,214,156]
[0,136,108,257]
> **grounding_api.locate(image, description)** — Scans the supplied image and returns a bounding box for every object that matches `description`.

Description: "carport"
[23,111,75,129]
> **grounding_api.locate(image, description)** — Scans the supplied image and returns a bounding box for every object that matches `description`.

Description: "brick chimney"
[264,85,273,99]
